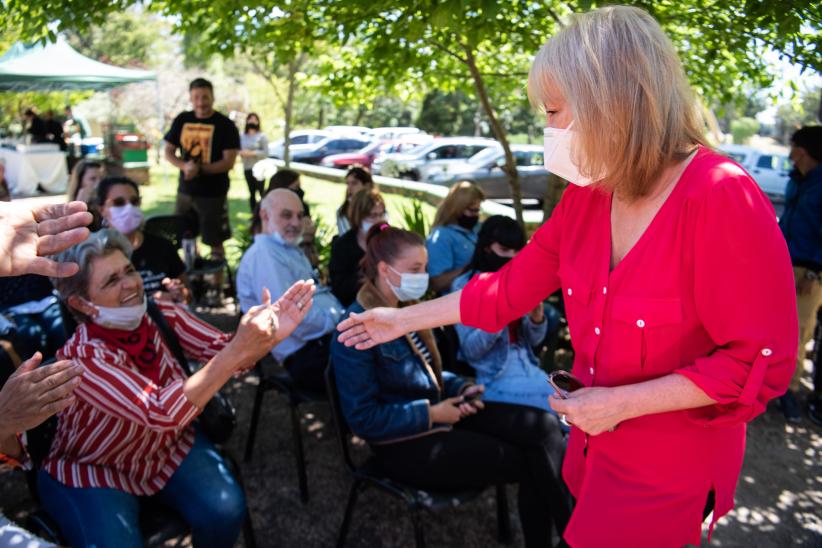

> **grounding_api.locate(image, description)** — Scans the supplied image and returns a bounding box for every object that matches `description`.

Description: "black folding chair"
[324,365,512,548]
[243,358,327,504]
[143,214,235,309]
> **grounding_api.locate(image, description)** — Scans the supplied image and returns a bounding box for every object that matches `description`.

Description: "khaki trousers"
[791,266,822,392]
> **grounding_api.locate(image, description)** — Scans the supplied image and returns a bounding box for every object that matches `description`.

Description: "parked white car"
[366,127,425,141]
[373,137,497,181]
[324,125,371,137]
[717,144,791,202]
[269,130,332,159]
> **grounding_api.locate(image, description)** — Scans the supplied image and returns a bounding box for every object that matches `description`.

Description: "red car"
[320,136,432,169]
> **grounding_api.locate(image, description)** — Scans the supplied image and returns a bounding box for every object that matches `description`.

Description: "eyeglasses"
[108,196,141,207]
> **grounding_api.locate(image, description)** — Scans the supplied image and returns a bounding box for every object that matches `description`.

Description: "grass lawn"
[141,162,438,269]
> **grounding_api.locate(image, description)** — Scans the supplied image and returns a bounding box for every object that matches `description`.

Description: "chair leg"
[336,480,361,548]
[411,508,426,548]
[244,381,266,462]
[495,484,512,544]
[242,509,257,548]
[290,399,309,503]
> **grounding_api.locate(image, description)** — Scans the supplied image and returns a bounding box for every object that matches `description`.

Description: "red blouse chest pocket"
[611,296,683,373]
[558,265,593,346]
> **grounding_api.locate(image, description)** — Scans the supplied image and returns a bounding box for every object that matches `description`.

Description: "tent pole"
[155,79,165,186]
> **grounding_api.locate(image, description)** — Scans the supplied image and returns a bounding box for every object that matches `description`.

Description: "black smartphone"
[547,370,585,399]
[461,391,481,404]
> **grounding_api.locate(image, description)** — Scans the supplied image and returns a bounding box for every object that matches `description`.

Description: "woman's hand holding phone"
[548,380,626,436]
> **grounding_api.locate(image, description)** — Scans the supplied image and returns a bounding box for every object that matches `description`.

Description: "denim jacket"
[330,281,469,444]
[452,270,556,412]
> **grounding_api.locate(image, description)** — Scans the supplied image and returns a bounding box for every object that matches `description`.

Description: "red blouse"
[461,147,797,547]
[44,302,232,496]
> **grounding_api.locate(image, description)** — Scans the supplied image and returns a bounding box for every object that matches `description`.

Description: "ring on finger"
[560,414,571,427]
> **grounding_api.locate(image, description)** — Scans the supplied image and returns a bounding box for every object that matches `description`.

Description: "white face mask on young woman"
[387,265,429,302]
[543,121,600,187]
[90,296,147,331]
[108,204,144,234]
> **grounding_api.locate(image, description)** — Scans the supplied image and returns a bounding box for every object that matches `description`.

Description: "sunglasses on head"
[108,196,141,207]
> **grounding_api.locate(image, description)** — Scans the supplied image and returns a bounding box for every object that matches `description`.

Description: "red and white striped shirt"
[43,301,232,495]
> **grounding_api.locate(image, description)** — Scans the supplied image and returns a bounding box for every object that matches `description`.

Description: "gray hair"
[50,228,133,302]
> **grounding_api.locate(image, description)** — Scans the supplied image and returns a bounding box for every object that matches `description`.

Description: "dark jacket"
[330,280,468,443]
[779,165,822,272]
[328,228,365,308]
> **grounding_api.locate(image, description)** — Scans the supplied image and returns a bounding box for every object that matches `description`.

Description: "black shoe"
[808,396,822,427]
[779,391,802,424]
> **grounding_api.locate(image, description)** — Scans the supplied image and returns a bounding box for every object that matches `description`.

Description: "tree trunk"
[462,46,525,226]
[542,172,567,221]
[283,58,298,168]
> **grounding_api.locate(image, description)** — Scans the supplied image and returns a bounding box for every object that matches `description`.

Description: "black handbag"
[146,300,237,444]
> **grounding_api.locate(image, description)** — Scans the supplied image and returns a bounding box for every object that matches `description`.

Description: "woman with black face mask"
[426,181,484,294]
[240,112,269,212]
[451,215,563,416]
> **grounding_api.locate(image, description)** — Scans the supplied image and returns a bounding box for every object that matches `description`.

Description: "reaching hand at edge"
[0,201,92,278]
[0,353,84,437]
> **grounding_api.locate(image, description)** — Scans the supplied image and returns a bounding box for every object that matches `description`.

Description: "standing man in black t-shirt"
[163,78,240,260]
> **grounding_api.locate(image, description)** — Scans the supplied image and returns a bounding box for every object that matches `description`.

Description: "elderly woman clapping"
[38,229,315,548]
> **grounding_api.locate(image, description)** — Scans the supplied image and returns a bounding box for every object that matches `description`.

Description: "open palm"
[0,201,92,278]
[272,280,316,344]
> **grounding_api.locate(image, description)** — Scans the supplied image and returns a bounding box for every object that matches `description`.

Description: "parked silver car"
[268,130,332,159]
[428,144,549,201]
[372,137,497,181]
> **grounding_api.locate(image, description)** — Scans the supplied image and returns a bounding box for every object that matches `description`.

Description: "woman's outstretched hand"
[271,279,316,345]
[336,307,406,350]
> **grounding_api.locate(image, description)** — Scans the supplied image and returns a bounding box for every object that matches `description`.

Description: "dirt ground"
[2,305,820,548]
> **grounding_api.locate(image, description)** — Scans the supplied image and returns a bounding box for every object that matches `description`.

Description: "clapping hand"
[230,282,315,367]
[0,201,92,278]
[271,279,316,345]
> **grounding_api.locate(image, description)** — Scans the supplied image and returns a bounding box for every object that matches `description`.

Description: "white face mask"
[90,296,147,331]
[387,265,429,302]
[108,204,144,234]
[270,229,302,247]
[543,121,600,187]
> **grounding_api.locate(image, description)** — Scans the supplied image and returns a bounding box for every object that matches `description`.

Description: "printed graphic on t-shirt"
[180,123,214,164]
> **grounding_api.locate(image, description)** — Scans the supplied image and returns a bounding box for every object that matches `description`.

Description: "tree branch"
[250,55,286,105]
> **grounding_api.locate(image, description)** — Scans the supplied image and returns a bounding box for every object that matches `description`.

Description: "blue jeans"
[37,430,246,548]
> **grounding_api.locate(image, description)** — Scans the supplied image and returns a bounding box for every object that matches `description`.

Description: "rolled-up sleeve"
[460,189,568,332]
[675,176,797,426]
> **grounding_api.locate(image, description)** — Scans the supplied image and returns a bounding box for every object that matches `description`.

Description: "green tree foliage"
[417,90,477,136]
[64,10,158,67]
[730,117,760,144]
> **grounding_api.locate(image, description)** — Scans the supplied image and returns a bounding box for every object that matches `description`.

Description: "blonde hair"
[348,188,385,229]
[527,5,706,199]
[433,181,485,227]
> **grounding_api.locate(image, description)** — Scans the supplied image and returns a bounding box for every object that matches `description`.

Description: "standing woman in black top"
[329,188,386,307]
[97,176,191,304]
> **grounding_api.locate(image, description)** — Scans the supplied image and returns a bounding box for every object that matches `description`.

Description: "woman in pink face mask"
[98,177,191,304]
[338,6,798,547]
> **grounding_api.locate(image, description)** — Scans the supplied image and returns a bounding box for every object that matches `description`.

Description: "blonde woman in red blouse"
[338,6,797,547]
[38,229,315,548]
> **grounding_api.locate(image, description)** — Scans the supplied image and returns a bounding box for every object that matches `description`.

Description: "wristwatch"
[805,270,820,281]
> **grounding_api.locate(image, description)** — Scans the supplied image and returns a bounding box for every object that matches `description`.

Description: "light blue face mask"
[387,265,429,302]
